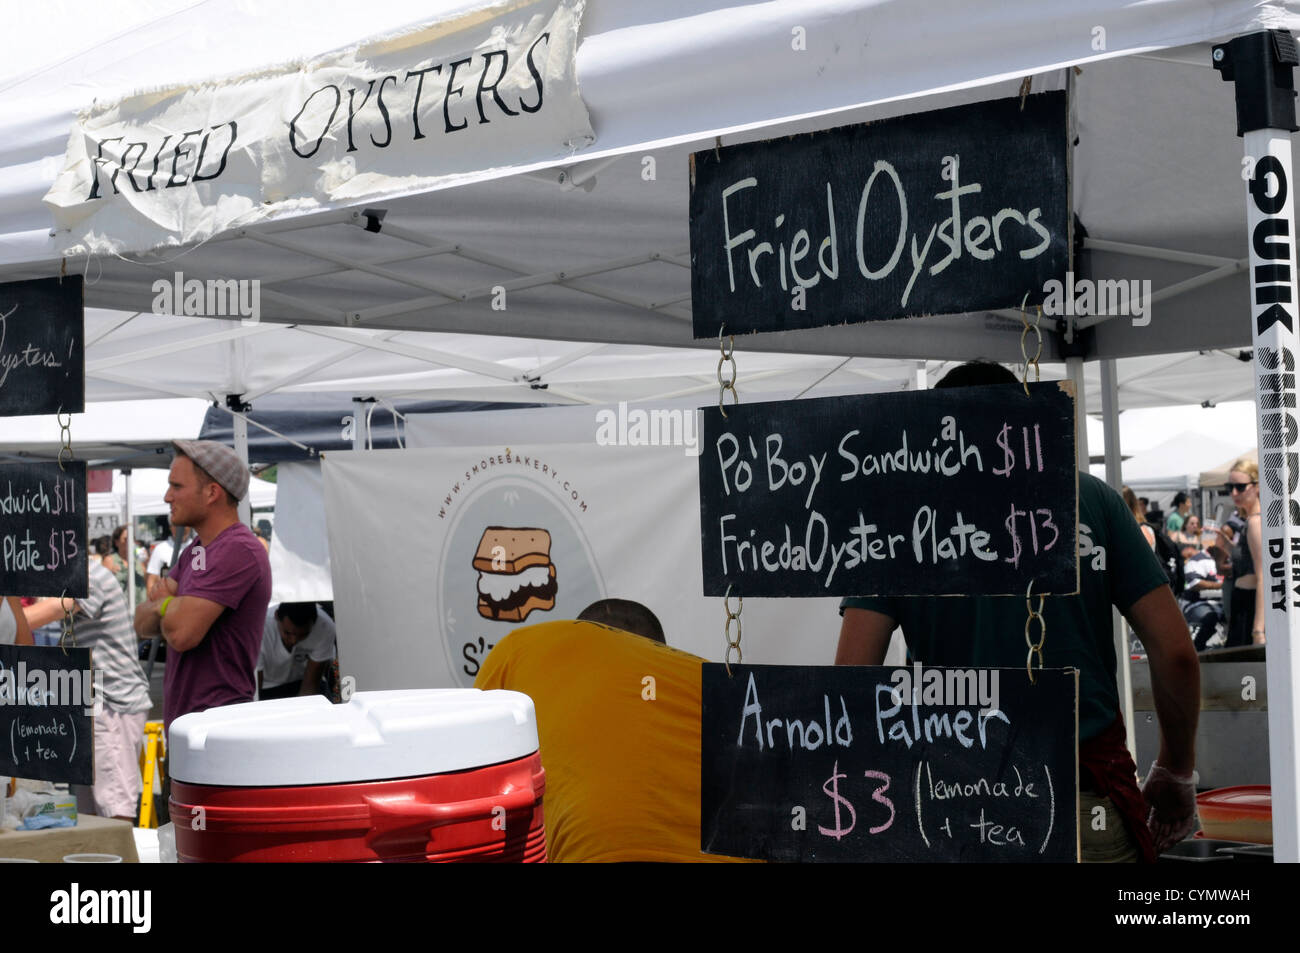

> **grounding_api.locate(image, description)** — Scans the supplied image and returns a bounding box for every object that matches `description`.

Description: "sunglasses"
[1226,481,1257,493]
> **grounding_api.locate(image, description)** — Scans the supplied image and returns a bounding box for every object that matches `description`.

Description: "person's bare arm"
[24,596,81,630]
[8,597,34,646]
[1248,514,1267,644]
[1125,585,1199,776]
[1128,583,1201,850]
[134,579,224,652]
[158,596,227,652]
[134,596,162,639]
[298,658,326,696]
[134,577,178,640]
[834,608,895,666]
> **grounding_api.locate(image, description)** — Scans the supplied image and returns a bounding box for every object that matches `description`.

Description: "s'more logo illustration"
[473,527,558,623]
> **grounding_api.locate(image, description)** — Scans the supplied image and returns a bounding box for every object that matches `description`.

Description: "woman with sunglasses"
[1225,459,1265,647]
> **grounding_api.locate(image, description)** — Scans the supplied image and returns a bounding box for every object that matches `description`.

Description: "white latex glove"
[1142,762,1199,853]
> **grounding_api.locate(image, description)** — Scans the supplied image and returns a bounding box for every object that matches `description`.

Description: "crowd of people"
[0,411,1260,862]
[0,441,332,826]
[1121,461,1263,652]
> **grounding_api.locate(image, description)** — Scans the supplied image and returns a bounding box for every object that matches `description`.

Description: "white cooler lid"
[169,689,538,786]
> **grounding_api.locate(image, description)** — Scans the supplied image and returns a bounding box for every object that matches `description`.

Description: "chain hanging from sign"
[1024,580,1047,684]
[56,409,77,652]
[717,328,739,417]
[718,328,745,668]
[723,585,744,675]
[1018,296,1047,678]
[1018,293,1044,395]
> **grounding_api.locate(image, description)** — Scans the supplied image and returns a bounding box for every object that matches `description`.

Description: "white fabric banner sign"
[44,0,593,256]
[322,442,843,694]
[267,461,334,604]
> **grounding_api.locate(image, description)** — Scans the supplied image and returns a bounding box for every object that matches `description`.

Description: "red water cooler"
[169,689,545,862]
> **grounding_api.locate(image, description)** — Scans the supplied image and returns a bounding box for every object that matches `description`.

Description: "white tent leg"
[1242,125,1300,863]
[1067,357,1088,470]
[1218,30,1300,862]
[128,467,163,682]
[352,397,371,450]
[1100,359,1122,490]
[1100,357,1138,760]
[230,397,251,526]
[124,469,136,612]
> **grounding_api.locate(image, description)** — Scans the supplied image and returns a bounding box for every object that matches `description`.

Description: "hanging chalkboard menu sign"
[701,663,1079,862]
[689,92,1069,338]
[0,276,84,417]
[698,381,1077,597]
[0,645,95,785]
[0,461,88,598]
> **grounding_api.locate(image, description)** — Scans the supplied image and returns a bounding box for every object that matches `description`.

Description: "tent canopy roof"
[0,1,1294,365]
[1118,431,1246,491]
[1201,447,1259,487]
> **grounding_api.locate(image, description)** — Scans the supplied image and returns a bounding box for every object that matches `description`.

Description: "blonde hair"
[1229,458,1258,482]
[1121,485,1146,523]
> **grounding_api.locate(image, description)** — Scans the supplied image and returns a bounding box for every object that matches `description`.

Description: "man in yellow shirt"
[474,602,750,863]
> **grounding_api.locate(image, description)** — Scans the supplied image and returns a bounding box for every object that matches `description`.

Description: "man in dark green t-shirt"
[835,362,1200,862]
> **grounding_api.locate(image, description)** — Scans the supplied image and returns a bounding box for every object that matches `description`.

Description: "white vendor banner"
[44,0,592,256]
[321,439,843,694]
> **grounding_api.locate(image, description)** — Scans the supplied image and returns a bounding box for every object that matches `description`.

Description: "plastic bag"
[157,823,177,863]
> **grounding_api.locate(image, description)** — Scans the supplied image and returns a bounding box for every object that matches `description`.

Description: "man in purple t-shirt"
[134,440,272,739]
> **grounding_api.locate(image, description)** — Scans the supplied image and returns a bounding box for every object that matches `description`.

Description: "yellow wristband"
[159,596,175,618]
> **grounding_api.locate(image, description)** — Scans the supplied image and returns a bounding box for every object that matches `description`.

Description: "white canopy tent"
[0,0,1296,858]
[16,304,1262,413]
[0,396,209,468]
[0,1,1284,365]
[1116,432,1247,494]
[1202,447,1260,487]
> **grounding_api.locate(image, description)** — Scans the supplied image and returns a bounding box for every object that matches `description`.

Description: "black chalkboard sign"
[0,276,84,417]
[689,93,1069,338]
[701,663,1078,862]
[0,645,95,785]
[0,461,88,598]
[698,382,1077,597]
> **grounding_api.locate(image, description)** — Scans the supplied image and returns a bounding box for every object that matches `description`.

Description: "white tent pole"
[230,398,251,526]
[352,397,370,450]
[87,323,279,372]
[1101,360,1123,490]
[127,466,165,683]
[124,468,135,611]
[1067,356,1088,470]
[1074,263,1247,330]
[1217,30,1300,863]
[1084,238,1238,269]
[225,333,253,526]
[295,326,527,383]
[1243,125,1300,862]
[1100,357,1137,760]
